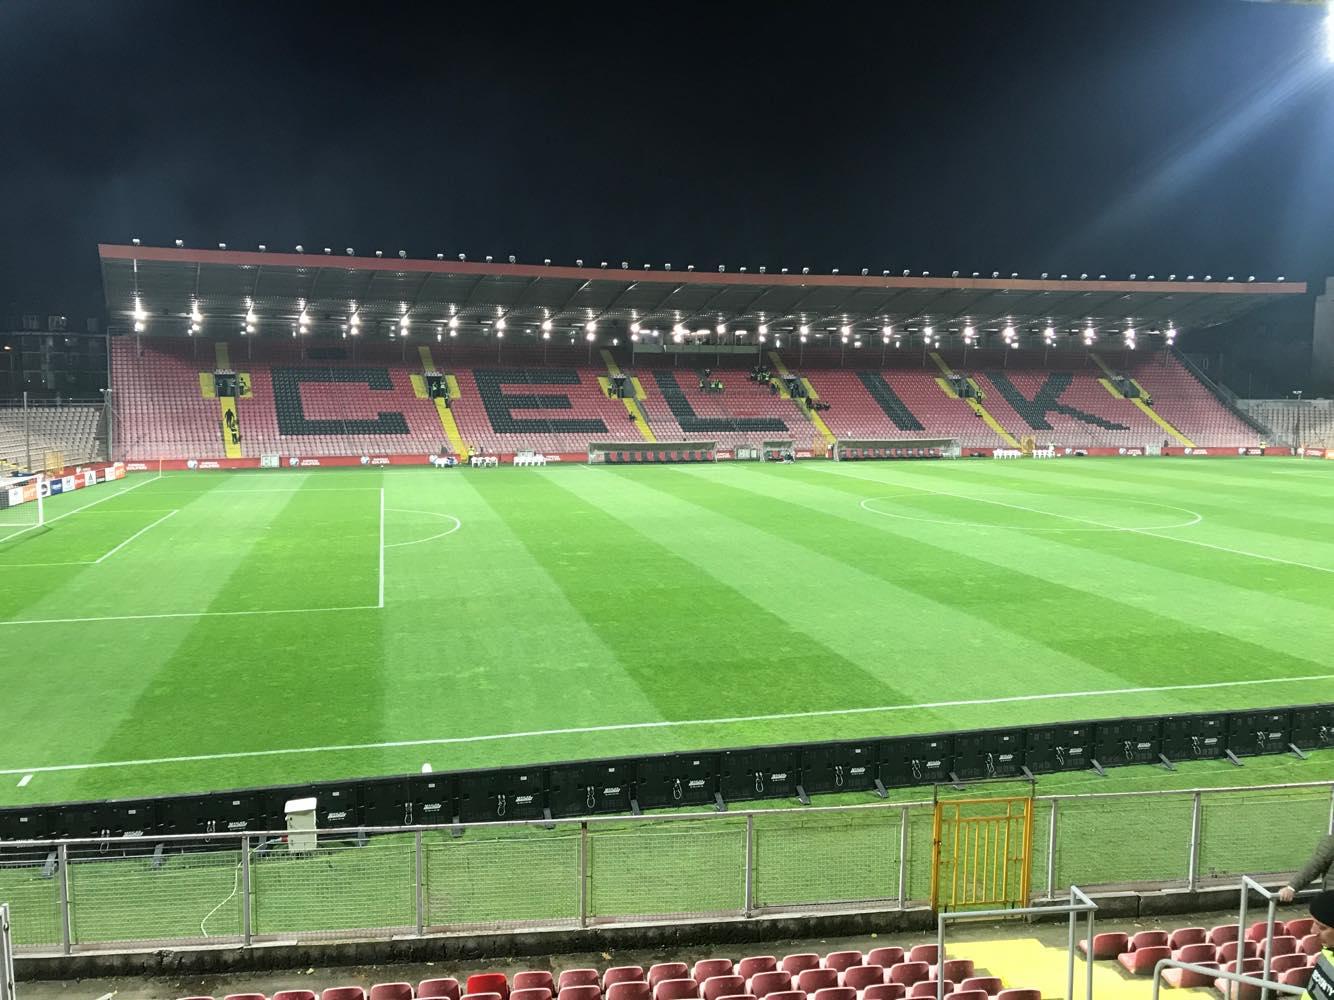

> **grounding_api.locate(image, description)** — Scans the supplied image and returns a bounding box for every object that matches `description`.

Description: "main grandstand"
[96,245,1301,465]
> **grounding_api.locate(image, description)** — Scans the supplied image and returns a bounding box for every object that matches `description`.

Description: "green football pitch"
[2,457,1334,810]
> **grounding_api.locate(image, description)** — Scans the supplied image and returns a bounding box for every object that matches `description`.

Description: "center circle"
[384,509,463,548]
[858,493,1202,532]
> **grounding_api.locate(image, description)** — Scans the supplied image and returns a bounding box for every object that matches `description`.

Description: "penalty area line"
[0,672,1327,778]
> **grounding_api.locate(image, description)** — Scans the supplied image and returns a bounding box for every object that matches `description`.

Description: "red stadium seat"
[703,979,746,1000]
[1209,925,1242,947]
[323,989,366,1000]
[1168,927,1206,950]
[1281,968,1314,988]
[1116,945,1171,975]
[1265,935,1298,958]
[1160,961,1220,989]
[1128,931,1169,951]
[370,986,412,1000]
[651,967,691,990]
[887,965,930,988]
[947,990,989,1000]
[559,973,601,992]
[866,950,904,971]
[516,976,556,994]
[1077,933,1127,960]
[654,981,699,1000]
[1286,919,1316,939]
[462,993,503,1000]
[907,982,952,999]
[796,971,838,994]
[841,966,885,991]
[467,976,509,1000]
[933,962,973,984]
[1302,934,1324,956]
[559,988,602,1000]
[225,995,267,1000]
[606,986,651,1000]
[275,993,317,1000]
[512,990,553,1000]
[739,960,778,981]
[782,956,822,977]
[906,947,938,966]
[1218,941,1259,964]
[812,989,856,1000]
[605,971,647,991]
[762,993,805,1000]
[419,983,461,1000]
[1171,943,1216,965]
[862,986,906,1000]
[959,979,1002,996]
[694,963,736,985]
[1246,921,1281,943]
[746,973,792,999]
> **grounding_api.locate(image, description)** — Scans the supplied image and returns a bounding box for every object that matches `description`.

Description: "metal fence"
[2,779,1331,956]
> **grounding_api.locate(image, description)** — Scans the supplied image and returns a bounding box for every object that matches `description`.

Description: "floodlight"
[542,330,551,340]
[246,309,257,324]
[448,317,459,330]
[511,255,518,264]
[398,250,407,259]
[296,245,305,253]
[758,324,769,335]
[259,244,267,251]
[585,320,597,333]
[495,318,505,330]
[716,323,727,334]
[219,243,227,250]
[131,237,141,246]
[630,321,641,333]
[346,247,354,255]
[134,321,145,332]
[861,268,869,276]
[542,319,553,332]
[175,239,184,248]
[801,267,809,275]
[800,324,810,335]
[375,250,383,258]
[191,304,203,323]
[495,330,503,339]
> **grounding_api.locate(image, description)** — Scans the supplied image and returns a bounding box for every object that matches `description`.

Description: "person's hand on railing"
[1278,885,1296,903]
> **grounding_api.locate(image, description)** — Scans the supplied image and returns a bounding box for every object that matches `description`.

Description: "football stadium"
[6,3,1334,1000]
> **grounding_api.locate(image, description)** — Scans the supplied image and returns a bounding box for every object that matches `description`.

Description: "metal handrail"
[1151,959,1305,1000]
[1237,875,1320,1000]
[935,886,1098,1000]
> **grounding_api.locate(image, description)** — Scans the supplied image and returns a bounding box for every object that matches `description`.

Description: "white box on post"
[285,797,317,854]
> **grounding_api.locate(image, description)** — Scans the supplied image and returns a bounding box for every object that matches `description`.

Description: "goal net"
[588,441,717,464]
[0,474,46,538]
[832,438,960,461]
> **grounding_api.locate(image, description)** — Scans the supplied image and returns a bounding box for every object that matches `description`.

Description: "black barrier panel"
[408,774,455,827]
[1228,710,1291,757]
[56,801,114,840]
[634,753,719,809]
[194,791,270,837]
[457,768,545,823]
[880,735,953,787]
[548,762,634,815]
[0,808,51,841]
[155,794,200,837]
[801,742,878,794]
[1162,713,1227,761]
[1292,705,1334,749]
[1025,724,1092,773]
[308,781,362,830]
[102,799,158,839]
[721,748,800,802]
[362,777,414,827]
[1093,718,1161,766]
[952,729,1025,781]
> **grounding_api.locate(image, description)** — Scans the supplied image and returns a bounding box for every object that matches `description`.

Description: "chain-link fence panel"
[1198,788,1331,885]
[1053,793,1195,887]
[67,841,244,949]
[903,804,937,905]
[588,816,745,921]
[1027,798,1053,899]
[0,848,62,951]
[251,834,414,939]
[425,824,579,930]
[753,808,900,909]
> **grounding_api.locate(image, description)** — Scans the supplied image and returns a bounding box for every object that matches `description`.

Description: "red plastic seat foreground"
[1286,918,1316,939]
[796,971,838,994]
[274,992,318,1000]
[906,946,939,966]
[462,994,503,1000]
[934,961,974,984]
[650,967,691,990]
[694,962,736,985]
[1116,945,1172,975]
[738,960,777,981]
[823,953,863,974]
[1171,943,1216,964]
[862,986,907,1000]
[781,956,822,976]
[225,995,268,1000]
[1280,968,1314,988]
[867,949,905,970]
[762,993,805,1000]
[812,989,857,1000]
[560,988,602,1000]
[1215,980,1262,1000]
[419,982,462,1000]
[468,976,511,1000]
[746,974,793,999]
[959,978,1002,996]
[1160,961,1220,988]
[702,978,746,1000]
[948,990,989,1000]
[654,980,700,1000]
[1302,934,1324,956]
[1209,925,1242,947]
[1218,941,1260,964]
[560,981,602,997]
[516,975,556,994]
[370,985,413,1000]
[841,966,885,991]
[1168,927,1207,950]
[606,986,651,1000]
[1079,932,1131,960]
[1128,930,1170,951]
[605,971,648,991]
[887,964,931,988]
[907,981,953,999]
[177,996,217,1000]
[1246,921,1282,943]
[1265,935,1299,958]
[1271,953,1311,974]
[512,990,553,1000]
[323,989,367,1000]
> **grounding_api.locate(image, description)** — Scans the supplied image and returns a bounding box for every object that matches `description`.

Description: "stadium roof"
[100,244,1307,343]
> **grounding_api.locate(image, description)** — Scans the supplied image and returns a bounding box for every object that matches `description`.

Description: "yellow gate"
[930,795,1034,910]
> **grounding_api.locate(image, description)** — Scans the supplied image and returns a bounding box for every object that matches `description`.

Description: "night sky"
[2,0,1332,319]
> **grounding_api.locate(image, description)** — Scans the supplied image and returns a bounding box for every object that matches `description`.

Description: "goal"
[0,474,45,539]
[831,438,959,461]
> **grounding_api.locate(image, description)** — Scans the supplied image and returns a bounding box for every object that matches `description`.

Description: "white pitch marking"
[378,487,386,608]
[0,604,380,628]
[0,471,162,544]
[849,473,1334,574]
[382,509,462,548]
[17,773,32,787]
[0,672,1325,778]
[92,509,179,563]
[859,494,1202,532]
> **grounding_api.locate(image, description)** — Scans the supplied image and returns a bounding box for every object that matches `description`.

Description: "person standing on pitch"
[1303,891,1334,1000]
[1279,834,1334,902]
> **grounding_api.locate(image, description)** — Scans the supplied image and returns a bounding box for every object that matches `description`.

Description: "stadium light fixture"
[758,323,769,335]
[131,237,141,246]
[1044,325,1055,341]
[448,317,460,330]
[191,303,203,323]
[542,319,553,332]
[496,329,504,339]
[495,317,506,331]
[542,330,551,340]
[800,324,810,336]
[673,331,684,343]
[716,323,727,335]
[800,334,808,343]
[245,308,257,325]
[133,321,145,333]
[630,321,641,334]
[586,320,598,334]
[174,239,184,248]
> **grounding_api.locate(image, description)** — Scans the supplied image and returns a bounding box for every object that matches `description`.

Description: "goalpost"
[0,473,45,539]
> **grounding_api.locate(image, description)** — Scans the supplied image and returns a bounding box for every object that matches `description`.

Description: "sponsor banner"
[716,451,734,460]
[61,476,76,493]
[6,487,23,507]
[796,450,813,459]
[47,478,63,496]
[82,470,96,488]
[126,462,149,472]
